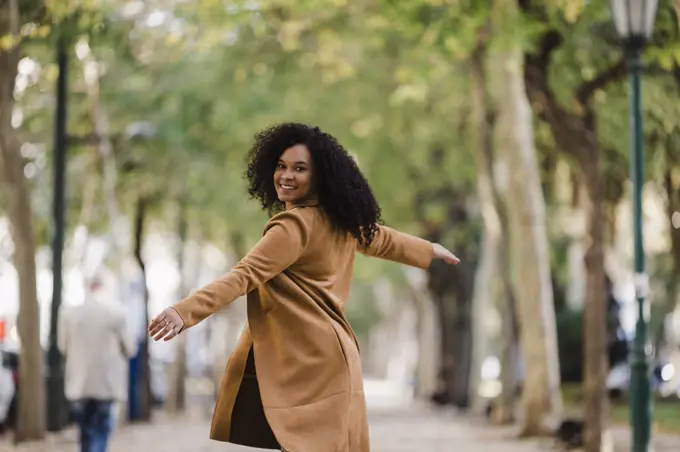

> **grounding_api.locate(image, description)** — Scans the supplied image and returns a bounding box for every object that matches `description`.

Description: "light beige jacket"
[58,297,135,401]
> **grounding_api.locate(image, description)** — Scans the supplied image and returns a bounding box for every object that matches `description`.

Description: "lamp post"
[609,1,658,451]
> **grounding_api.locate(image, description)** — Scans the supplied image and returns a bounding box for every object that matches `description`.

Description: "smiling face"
[274,144,315,209]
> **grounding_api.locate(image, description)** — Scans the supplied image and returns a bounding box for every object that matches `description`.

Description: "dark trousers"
[71,399,114,452]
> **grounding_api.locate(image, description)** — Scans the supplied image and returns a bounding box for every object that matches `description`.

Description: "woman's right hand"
[148,307,185,342]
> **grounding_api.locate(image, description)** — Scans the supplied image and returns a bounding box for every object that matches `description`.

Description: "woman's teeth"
[280,184,296,190]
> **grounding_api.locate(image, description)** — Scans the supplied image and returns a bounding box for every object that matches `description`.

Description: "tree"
[468,35,502,414]
[521,8,611,449]
[0,0,45,442]
[165,196,188,413]
[468,32,519,421]
[491,0,563,435]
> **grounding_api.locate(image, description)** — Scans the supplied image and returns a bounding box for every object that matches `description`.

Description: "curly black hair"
[245,122,382,245]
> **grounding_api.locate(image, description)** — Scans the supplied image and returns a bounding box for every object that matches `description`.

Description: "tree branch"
[673,61,680,93]
[576,59,627,106]
[535,30,563,70]
[524,29,597,162]
[524,29,563,129]
[68,132,123,146]
[7,0,19,68]
[524,29,562,103]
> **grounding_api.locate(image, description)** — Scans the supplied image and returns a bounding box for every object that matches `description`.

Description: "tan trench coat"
[172,203,433,452]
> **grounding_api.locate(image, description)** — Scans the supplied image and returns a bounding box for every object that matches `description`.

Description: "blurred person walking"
[58,277,135,452]
[149,123,460,452]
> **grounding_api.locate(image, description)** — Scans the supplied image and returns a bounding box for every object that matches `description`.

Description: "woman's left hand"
[432,243,460,265]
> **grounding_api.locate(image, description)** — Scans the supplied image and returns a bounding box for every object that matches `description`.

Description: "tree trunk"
[468,38,503,414]
[133,196,153,421]
[403,268,440,399]
[432,285,456,404]
[82,50,127,279]
[427,219,476,409]
[70,149,98,268]
[0,0,46,441]
[580,152,608,452]
[523,24,611,449]
[413,182,476,408]
[490,0,562,434]
[87,60,121,244]
[492,249,519,425]
[166,198,188,413]
[490,150,519,425]
[665,168,680,295]
[451,286,473,409]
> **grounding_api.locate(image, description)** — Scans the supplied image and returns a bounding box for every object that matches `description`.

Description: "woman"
[148,123,460,452]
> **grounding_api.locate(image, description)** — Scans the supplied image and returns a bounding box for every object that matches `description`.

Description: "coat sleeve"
[172,210,313,329]
[357,224,433,269]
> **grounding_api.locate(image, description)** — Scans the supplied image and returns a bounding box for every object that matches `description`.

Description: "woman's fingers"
[148,313,168,337]
[148,309,183,341]
[162,327,180,342]
[446,253,461,265]
[151,324,167,341]
[150,323,169,341]
[433,243,461,265]
[149,308,184,341]
[152,322,177,342]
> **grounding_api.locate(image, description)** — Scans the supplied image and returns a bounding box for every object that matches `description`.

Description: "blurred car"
[606,358,674,399]
[0,317,19,434]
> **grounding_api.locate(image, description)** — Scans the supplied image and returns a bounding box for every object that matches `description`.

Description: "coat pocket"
[328,318,350,369]
[328,319,364,392]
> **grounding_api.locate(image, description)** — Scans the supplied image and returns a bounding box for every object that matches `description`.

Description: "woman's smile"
[275,180,301,198]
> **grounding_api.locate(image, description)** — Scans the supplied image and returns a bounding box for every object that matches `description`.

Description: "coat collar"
[288,199,319,209]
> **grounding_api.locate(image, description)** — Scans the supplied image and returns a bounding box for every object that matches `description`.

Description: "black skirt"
[228,347,281,450]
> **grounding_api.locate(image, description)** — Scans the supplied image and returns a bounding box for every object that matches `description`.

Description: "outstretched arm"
[358,225,433,269]
[149,210,312,341]
[357,225,459,268]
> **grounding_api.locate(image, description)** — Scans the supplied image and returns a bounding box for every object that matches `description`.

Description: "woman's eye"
[296,167,305,172]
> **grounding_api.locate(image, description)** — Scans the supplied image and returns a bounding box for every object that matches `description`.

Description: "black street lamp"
[608,1,658,451]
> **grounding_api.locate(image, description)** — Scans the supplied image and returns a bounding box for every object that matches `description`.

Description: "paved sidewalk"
[1,405,550,452]
[2,405,678,452]
[367,408,550,452]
